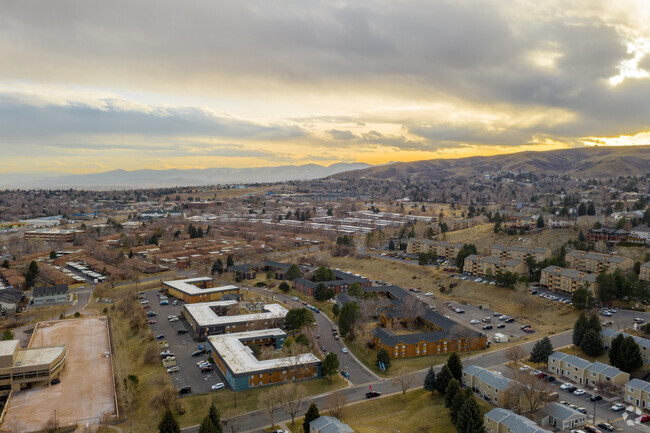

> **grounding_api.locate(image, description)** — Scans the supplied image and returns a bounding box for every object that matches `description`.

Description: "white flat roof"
[184,301,287,327]
[164,277,238,296]
[0,340,20,357]
[208,329,320,375]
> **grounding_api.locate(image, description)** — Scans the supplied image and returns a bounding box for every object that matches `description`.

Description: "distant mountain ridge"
[332,146,650,181]
[0,162,371,190]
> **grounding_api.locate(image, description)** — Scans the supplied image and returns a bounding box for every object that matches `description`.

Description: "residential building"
[485,408,547,433]
[537,402,586,430]
[565,250,634,274]
[548,352,629,386]
[208,329,320,391]
[184,301,287,337]
[0,339,67,398]
[162,277,240,303]
[446,216,488,232]
[462,365,512,406]
[0,289,24,311]
[406,240,465,260]
[32,285,69,306]
[624,378,650,410]
[539,266,598,295]
[310,416,355,433]
[293,270,371,297]
[587,227,629,243]
[0,268,25,290]
[228,261,298,281]
[547,217,576,230]
[24,229,81,242]
[601,329,650,364]
[491,244,552,262]
[630,227,650,244]
[463,255,526,277]
[641,262,650,282]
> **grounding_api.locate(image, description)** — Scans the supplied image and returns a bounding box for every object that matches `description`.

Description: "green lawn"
[288,388,493,433]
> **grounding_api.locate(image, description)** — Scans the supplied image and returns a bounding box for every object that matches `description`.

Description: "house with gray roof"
[309,416,354,433]
[625,378,650,409]
[548,352,629,386]
[32,284,68,306]
[537,402,586,430]
[462,365,513,406]
[601,329,650,364]
[485,408,546,433]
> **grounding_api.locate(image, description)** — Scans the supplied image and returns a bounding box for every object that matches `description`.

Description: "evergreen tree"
[285,264,301,281]
[446,352,463,381]
[444,378,460,408]
[25,260,39,288]
[158,410,181,433]
[435,365,453,394]
[578,231,585,242]
[198,417,218,433]
[302,402,320,433]
[322,353,339,381]
[279,282,290,292]
[529,337,554,364]
[376,348,391,371]
[580,329,604,357]
[573,313,588,346]
[226,255,234,268]
[608,333,625,369]
[450,389,473,427]
[456,244,478,273]
[587,314,602,334]
[610,335,643,372]
[456,397,484,433]
[423,367,436,394]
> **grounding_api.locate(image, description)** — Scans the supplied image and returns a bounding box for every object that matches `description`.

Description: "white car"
[611,403,625,411]
[167,315,176,320]
[424,292,433,296]
[212,382,225,390]
[519,365,531,372]
[560,383,573,390]
[342,348,348,354]
[573,389,586,396]
[169,317,179,322]
[167,366,180,373]
[292,297,299,301]
[470,319,479,324]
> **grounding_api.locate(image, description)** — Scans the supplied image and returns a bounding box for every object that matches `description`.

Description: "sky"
[1,0,650,174]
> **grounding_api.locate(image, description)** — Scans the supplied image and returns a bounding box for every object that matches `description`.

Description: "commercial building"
[548,352,629,386]
[162,277,240,303]
[24,229,81,242]
[491,244,551,263]
[208,329,321,391]
[565,250,634,274]
[183,301,287,337]
[32,284,69,305]
[640,262,650,282]
[294,270,371,297]
[462,365,513,406]
[601,329,650,364]
[539,266,598,295]
[463,255,526,277]
[485,408,546,433]
[0,339,67,398]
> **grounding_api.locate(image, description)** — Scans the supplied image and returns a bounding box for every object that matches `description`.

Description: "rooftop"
[15,346,66,368]
[163,277,238,296]
[0,340,20,358]
[184,301,287,327]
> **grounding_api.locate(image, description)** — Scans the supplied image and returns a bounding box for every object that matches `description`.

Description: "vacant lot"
[1,317,117,432]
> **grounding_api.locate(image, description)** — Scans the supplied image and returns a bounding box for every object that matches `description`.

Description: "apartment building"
[565,250,634,274]
[184,301,287,337]
[24,229,81,242]
[463,365,512,406]
[640,262,650,282]
[463,255,526,277]
[293,270,371,297]
[602,329,650,364]
[406,240,464,260]
[537,403,587,430]
[491,244,551,262]
[485,408,546,433]
[162,277,240,303]
[624,378,650,410]
[548,352,629,386]
[630,227,650,244]
[208,329,320,391]
[587,227,629,243]
[446,216,487,232]
[547,217,576,230]
[539,266,598,295]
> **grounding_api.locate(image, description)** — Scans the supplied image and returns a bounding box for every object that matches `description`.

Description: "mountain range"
[333,145,650,182]
[0,162,371,190]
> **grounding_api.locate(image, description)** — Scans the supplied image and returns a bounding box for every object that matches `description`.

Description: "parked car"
[179,386,191,395]
[470,319,479,324]
[546,376,556,383]
[342,348,348,354]
[191,350,203,357]
[536,372,548,379]
[590,395,602,402]
[292,297,299,301]
[146,311,157,317]
[148,320,157,324]
[201,366,213,373]
[597,423,614,431]
[639,415,650,423]
[573,389,586,396]
[497,324,506,328]
[365,391,381,399]
[341,370,349,378]
[483,325,493,330]
[156,334,165,339]
[177,328,188,334]
[523,328,535,333]
[584,425,602,433]
[504,318,515,323]
[167,366,180,373]
[560,383,574,390]
[576,407,587,414]
[160,300,169,305]
[571,430,586,433]
[521,324,531,330]
[321,346,327,352]
[634,318,645,324]
[611,403,625,411]
[51,378,60,385]
[212,382,225,390]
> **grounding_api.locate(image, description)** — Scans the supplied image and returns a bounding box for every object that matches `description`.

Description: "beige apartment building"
[565,250,634,274]
[446,216,488,232]
[602,329,650,364]
[548,352,629,387]
[0,339,67,398]
[640,262,650,282]
[405,239,464,260]
[462,365,512,406]
[485,408,547,433]
[491,244,552,263]
[463,255,526,277]
[625,379,650,410]
[540,266,598,295]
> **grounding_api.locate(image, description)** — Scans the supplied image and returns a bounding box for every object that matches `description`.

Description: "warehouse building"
[162,277,239,303]
[208,329,321,391]
[183,301,287,337]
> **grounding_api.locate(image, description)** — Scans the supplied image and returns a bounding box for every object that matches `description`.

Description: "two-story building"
[601,329,650,364]
[293,270,371,297]
[624,378,650,410]
[548,352,629,386]
[485,408,547,433]
[537,402,587,430]
[491,244,551,263]
[565,250,634,274]
[462,365,512,406]
[32,284,69,306]
[463,255,526,277]
[539,266,598,295]
[640,262,650,282]
[184,301,287,337]
[587,227,630,243]
[406,240,464,260]
[630,227,650,245]
[162,277,240,303]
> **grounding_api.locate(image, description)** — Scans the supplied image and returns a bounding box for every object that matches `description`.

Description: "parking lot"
[143,291,226,397]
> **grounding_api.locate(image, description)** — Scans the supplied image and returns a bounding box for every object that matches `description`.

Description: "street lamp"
[593,387,598,424]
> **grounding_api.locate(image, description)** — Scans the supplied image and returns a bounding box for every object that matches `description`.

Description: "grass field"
[288,388,492,433]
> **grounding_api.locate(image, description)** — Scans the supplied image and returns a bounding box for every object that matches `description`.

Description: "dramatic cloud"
[0,0,649,173]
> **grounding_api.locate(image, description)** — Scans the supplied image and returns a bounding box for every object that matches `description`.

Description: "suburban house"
[587,227,630,243]
[462,365,512,406]
[539,266,598,295]
[310,416,355,433]
[463,255,526,277]
[624,378,650,410]
[484,408,547,433]
[565,250,634,274]
[491,244,551,262]
[640,262,650,282]
[548,352,629,386]
[0,289,24,311]
[32,284,69,306]
[536,402,586,430]
[629,227,650,244]
[601,329,650,364]
[293,269,371,297]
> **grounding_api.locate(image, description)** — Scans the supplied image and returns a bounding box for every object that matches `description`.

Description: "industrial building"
[183,301,287,337]
[162,277,239,303]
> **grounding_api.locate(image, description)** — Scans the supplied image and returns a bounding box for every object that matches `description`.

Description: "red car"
[640,415,650,423]
[536,372,548,379]
[148,320,157,324]
[585,426,602,433]
[524,328,535,333]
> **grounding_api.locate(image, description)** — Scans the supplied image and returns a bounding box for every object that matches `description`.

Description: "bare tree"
[504,345,527,366]
[260,386,284,428]
[327,392,348,420]
[149,386,178,412]
[42,416,58,433]
[396,367,416,402]
[222,408,243,433]
[280,382,307,425]
[402,296,424,329]
[503,371,550,415]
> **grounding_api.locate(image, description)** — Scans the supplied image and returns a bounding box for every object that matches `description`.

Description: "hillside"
[333,146,650,181]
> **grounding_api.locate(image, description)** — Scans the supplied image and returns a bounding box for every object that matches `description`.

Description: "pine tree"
[303,402,320,433]
[611,335,644,372]
[158,410,181,433]
[450,389,473,427]
[208,403,222,433]
[529,337,554,364]
[423,367,436,394]
[446,352,463,381]
[573,313,588,346]
[444,378,460,407]
[580,329,604,357]
[435,365,453,394]
[608,334,625,368]
[456,397,484,433]
[588,314,602,334]
[226,255,234,268]
[198,417,218,433]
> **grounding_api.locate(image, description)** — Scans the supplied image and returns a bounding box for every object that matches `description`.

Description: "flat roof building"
[162,277,240,303]
[183,301,287,337]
